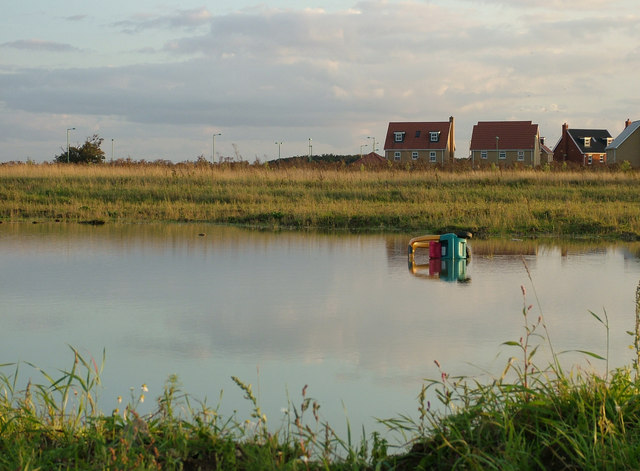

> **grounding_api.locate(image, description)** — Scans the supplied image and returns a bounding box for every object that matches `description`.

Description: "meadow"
[1,162,640,238]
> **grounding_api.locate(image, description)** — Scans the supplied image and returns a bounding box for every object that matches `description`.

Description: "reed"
[382,280,640,470]
[0,349,377,470]
[2,163,640,237]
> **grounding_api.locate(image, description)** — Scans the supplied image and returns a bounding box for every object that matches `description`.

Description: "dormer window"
[606,137,613,145]
[583,137,591,147]
[394,132,405,142]
[429,131,440,142]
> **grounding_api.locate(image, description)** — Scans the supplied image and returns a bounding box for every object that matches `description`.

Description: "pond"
[2,222,640,438]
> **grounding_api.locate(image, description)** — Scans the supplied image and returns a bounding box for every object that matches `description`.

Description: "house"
[552,123,612,166]
[540,138,554,165]
[469,121,541,167]
[352,152,387,167]
[606,119,640,167]
[383,117,455,165]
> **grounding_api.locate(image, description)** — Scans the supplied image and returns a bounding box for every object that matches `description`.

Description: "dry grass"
[1,163,639,237]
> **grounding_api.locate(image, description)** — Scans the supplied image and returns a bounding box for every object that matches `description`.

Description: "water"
[2,222,640,438]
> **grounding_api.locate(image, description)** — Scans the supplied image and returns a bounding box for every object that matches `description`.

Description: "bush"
[53,134,105,164]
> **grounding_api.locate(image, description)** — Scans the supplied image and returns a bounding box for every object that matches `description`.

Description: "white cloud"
[1,39,80,53]
[114,7,213,33]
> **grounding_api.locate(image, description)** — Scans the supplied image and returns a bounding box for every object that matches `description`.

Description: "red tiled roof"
[384,122,451,150]
[353,152,386,165]
[470,121,539,150]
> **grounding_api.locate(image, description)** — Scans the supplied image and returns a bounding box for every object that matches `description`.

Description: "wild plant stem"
[521,256,563,376]
[635,281,640,379]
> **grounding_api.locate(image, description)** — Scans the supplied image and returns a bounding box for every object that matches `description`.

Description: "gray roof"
[567,129,612,154]
[606,120,640,150]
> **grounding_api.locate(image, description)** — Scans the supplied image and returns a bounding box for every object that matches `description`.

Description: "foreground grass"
[4,281,640,470]
[2,162,640,238]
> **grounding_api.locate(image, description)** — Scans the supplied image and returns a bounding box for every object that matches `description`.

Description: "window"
[583,137,591,147]
[606,137,613,145]
[415,131,421,138]
[599,155,604,163]
[481,151,487,160]
[429,151,437,162]
[429,131,440,142]
[412,151,419,160]
[499,151,506,160]
[394,132,405,142]
[517,151,525,161]
[394,151,401,161]
[587,154,592,165]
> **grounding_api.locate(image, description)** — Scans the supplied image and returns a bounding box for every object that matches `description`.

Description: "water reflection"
[2,222,640,437]
[408,258,470,282]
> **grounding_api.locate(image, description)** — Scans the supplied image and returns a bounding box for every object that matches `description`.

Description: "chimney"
[626,118,632,128]
[562,122,569,162]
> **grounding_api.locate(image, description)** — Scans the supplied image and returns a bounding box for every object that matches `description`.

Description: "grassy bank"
[3,279,640,470]
[2,163,640,238]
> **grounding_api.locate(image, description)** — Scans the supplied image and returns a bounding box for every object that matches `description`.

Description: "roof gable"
[384,122,451,150]
[567,129,612,153]
[607,121,640,150]
[470,121,539,150]
[352,152,386,166]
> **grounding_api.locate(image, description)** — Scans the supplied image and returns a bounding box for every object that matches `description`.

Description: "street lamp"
[66,127,75,163]
[308,138,312,161]
[496,136,500,161]
[111,138,114,162]
[360,143,368,157]
[275,141,282,159]
[367,136,377,153]
[212,133,221,163]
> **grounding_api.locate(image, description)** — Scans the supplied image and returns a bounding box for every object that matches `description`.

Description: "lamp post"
[275,141,282,159]
[367,136,377,153]
[111,138,114,162]
[212,133,221,163]
[360,144,368,158]
[66,127,75,163]
[308,138,312,162]
[496,136,500,161]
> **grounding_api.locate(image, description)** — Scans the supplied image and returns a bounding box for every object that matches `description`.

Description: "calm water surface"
[2,222,640,437]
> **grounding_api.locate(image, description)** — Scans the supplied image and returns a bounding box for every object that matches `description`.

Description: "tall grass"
[0,347,381,469]
[382,278,640,470]
[2,163,640,237]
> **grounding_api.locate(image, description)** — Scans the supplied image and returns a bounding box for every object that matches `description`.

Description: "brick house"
[540,139,554,165]
[469,121,541,167]
[383,117,455,165]
[552,123,612,166]
[606,119,640,167]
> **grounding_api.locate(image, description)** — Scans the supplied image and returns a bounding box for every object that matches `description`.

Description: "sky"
[1,0,639,163]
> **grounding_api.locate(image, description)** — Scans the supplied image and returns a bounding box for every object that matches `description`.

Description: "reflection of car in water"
[407,232,472,282]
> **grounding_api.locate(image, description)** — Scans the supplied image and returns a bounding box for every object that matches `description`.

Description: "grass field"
[1,162,640,238]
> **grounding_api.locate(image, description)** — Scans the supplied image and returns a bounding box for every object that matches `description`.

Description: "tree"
[54,134,105,164]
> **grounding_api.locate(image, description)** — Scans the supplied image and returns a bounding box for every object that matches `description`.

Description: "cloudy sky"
[1,0,639,163]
